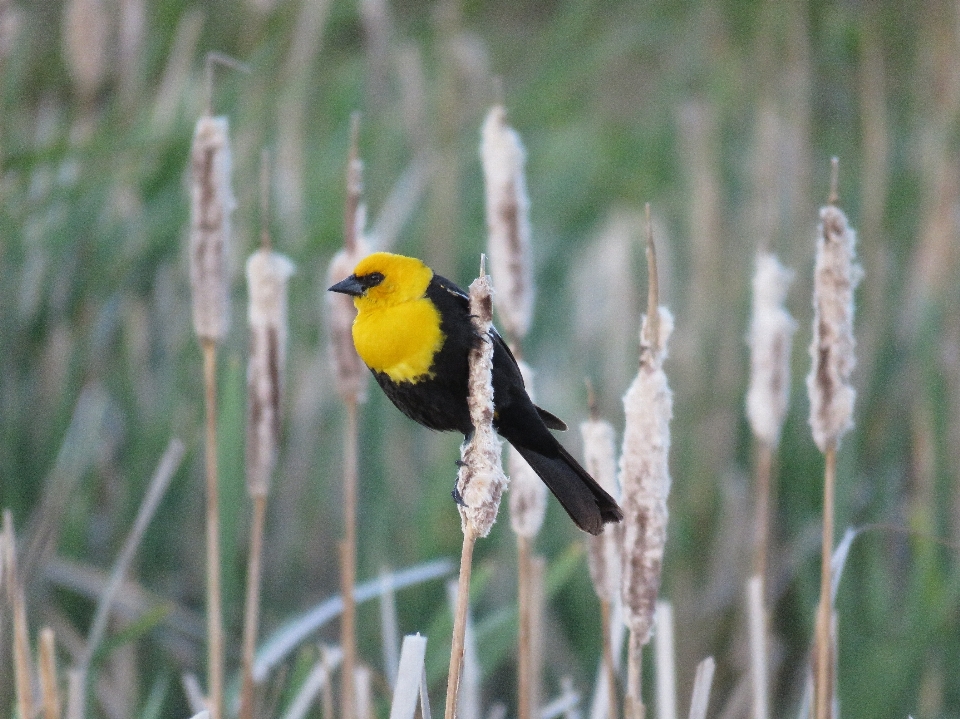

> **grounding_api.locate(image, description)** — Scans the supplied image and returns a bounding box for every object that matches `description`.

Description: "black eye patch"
[359,272,385,289]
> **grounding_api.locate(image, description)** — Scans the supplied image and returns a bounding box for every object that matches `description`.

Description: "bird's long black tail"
[513,442,623,535]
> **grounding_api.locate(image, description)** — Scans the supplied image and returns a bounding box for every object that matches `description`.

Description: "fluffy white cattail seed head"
[189,115,235,343]
[746,252,797,447]
[582,417,621,603]
[620,307,674,644]
[509,360,547,538]
[246,249,295,496]
[806,205,862,452]
[457,269,508,538]
[326,239,371,403]
[481,105,534,342]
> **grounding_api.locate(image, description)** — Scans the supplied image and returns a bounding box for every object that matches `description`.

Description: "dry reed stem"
[517,535,533,719]
[654,602,676,719]
[340,398,360,719]
[687,657,715,719]
[746,576,769,719]
[239,493,267,719]
[444,526,478,719]
[39,627,61,719]
[5,510,35,719]
[624,631,643,719]
[599,600,618,719]
[380,569,400,689]
[391,634,428,719]
[202,339,225,719]
[752,443,774,588]
[814,445,837,719]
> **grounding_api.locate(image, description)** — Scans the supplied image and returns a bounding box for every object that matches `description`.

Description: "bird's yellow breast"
[352,297,444,383]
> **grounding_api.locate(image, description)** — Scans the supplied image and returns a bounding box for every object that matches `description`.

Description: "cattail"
[327,115,370,403]
[245,249,295,496]
[189,115,235,343]
[619,306,674,644]
[582,416,621,603]
[583,410,621,719]
[747,252,796,448]
[509,361,547,537]
[481,104,533,341]
[62,0,109,99]
[445,263,506,719]
[807,199,861,452]
[456,268,508,538]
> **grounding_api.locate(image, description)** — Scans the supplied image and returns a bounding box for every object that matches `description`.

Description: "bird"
[328,251,623,535]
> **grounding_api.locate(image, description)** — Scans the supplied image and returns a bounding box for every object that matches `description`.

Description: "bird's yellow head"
[328,252,434,309]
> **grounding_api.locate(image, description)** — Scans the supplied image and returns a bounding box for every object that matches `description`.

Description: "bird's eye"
[365,272,385,287]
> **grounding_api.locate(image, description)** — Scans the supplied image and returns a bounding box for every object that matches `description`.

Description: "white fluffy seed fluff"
[326,238,371,403]
[245,249,295,496]
[746,252,797,448]
[509,360,547,538]
[806,205,862,452]
[189,115,235,343]
[457,271,508,538]
[619,307,674,644]
[581,417,621,603]
[481,105,534,341]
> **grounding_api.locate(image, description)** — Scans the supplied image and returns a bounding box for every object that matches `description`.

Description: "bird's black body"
[370,274,622,535]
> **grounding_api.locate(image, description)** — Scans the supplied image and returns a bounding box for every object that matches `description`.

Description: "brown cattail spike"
[456,266,508,538]
[189,115,235,343]
[807,187,862,452]
[747,252,797,448]
[246,249,295,496]
[481,105,534,342]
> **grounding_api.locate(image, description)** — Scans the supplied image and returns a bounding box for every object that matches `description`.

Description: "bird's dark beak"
[328,275,365,297]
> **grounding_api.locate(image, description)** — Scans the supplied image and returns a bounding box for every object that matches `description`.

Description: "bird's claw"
[451,486,467,507]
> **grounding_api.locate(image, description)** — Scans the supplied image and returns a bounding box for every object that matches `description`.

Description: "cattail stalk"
[4,510,35,719]
[239,187,295,719]
[482,103,540,719]
[746,576,769,719]
[746,252,796,583]
[445,260,507,719]
[582,390,621,719]
[327,114,368,719]
[39,627,61,719]
[619,213,673,719]
[807,160,860,719]
[745,252,794,719]
[190,101,235,719]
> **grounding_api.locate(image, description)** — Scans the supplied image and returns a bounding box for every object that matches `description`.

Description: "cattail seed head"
[189,115,235,343]
[620,307,674,644]
[457,268,508,538]
[747,252,797,447]
[245,249,295,497]
[581,417,621,603]
[326,240,370,403]
[806,204,862,452]
[481,104,534,341]
[509,360,547,538]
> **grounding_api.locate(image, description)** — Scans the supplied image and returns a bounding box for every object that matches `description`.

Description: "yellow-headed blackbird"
[328,252,623,535]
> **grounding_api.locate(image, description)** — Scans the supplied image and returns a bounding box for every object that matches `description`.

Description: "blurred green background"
[2,0,959,717]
